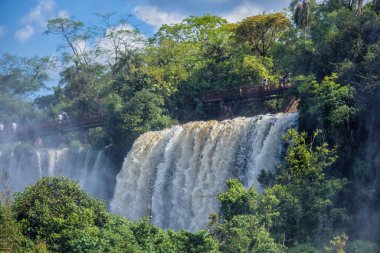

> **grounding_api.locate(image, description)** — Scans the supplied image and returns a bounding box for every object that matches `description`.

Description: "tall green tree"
[0,172,25,253]
[210,179,283,253]
[297,74,356,144]
[0,54,51,123]
[13,177,109,252]
[45,17,90,66]
[271,129,347,245]
[232,13,291,57]
[291,0,317,36]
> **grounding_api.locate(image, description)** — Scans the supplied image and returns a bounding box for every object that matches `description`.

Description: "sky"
[0,0,291,57]
[0,0,291,90]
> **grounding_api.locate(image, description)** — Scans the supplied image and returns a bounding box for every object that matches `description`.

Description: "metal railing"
[0,112,106,141]
[202,83,292,103]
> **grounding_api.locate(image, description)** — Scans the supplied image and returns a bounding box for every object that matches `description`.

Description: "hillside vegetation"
[2,0,380,252]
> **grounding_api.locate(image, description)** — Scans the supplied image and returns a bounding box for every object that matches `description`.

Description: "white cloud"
[15,25,35,42]
[73,39,90,56]
[22,0,55,26]
[133,5,185,30]
[96,23,145,66]
[222,2,263,22]
[15,0,69,42]
[57,10,70,19]
[0,26,5,37]
[206,0,230,2]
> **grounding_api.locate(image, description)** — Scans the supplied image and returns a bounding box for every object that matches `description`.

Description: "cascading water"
[0,146,116,202]
[111,112,298,232]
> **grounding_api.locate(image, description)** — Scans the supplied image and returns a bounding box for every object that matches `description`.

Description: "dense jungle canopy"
[1,0,380,252]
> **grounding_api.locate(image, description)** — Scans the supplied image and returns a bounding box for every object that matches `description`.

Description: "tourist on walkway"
[58,113,63,123]
[264,77,269,90]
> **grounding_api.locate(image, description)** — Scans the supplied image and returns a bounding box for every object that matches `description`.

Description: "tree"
[210,215,283,253]
[0,172,25,253]
[45,17,90,66]
[241,55,276,85]
[233,13,291,57]
[57,64,106,116]
[13,177,108,252]
[217,178,279,227]
[0,54,51,123]
[358,0,364,15]
[120,89,174,135]
[325,234,348,253]
[94,14,146,71]
[209,178,282,252]
[321,0,358,12]
[0,54,50,96]
[155,15,228,43]
[105,88,174,151]
[297,74,356,143]
[272,129,347,245]
[291,0,317,36]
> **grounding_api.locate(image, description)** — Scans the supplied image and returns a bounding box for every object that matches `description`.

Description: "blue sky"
[0,0,291,58]
[0,0,291,91]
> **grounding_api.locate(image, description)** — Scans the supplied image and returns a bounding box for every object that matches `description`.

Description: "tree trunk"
[358,0,363,16]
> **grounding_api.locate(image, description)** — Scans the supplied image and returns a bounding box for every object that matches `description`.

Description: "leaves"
[233,13,291,57]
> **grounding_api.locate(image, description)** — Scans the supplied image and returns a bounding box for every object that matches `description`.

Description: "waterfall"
[0,146,116,202]
[111,112,298,231]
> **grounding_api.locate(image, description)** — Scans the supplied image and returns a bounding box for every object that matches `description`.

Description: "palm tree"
[358,0,363,15]
[291,0,316,38]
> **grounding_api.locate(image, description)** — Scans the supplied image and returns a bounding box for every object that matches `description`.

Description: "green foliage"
[130,218,178,253]
[211,215,284,253]
[287,243,322,253]
[169,230,219,253]
[13,177,108,252]
[241,55,276,84]
[325,233,348,253]
[106,89,174,148]
[0,54,50,123]
[217,178,279,227]
[272,129,347,245]
[233,13,291,57]
[361,42,380,91]
[156,15,228,43]
[0,54,50,96]
[0,204,25,252]
[272,27,316,76]
[212,129,347,249]
[69,140,82,151]
[130,218,219,253]
[298,74,356,143]
[346,240,380,253]
[6,4,380,250]
[97,215,141,253]
[291,0,317,34]
[45,17,88,65]
[4,177,220,252]
[211,179,283,252]
[280,129,337,184]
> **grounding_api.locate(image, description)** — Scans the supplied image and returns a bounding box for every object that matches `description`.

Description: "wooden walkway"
[0,85,292,141]
[202,84,291,104]
[0,112,106,141]
[201,84,292,119]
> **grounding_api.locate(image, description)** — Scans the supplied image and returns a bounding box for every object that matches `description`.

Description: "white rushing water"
[0,146,115,202]
[111,112,298,231]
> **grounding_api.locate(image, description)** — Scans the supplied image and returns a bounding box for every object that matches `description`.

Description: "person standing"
[264,77,269,90]
[280,75,285,88]
[58,113,63,123]
[0,123,4,131]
